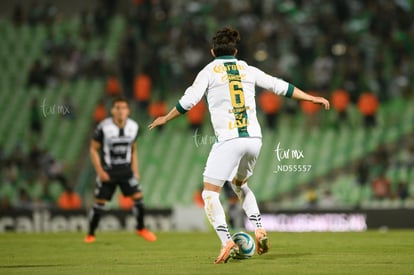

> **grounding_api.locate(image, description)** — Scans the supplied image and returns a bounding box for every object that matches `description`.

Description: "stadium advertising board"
[0,209,172,232]
[0,209,413,232]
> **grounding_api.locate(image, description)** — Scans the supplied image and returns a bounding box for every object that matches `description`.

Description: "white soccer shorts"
[203,137,262,187]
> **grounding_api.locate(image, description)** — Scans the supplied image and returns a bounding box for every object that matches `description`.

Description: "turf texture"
[0,231,413,274]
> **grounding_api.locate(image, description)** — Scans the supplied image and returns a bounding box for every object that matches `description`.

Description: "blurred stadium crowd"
[0,0,413,211]
[21,0,414,105]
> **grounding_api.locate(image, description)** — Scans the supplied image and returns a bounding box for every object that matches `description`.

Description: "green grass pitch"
[1,231,414,274]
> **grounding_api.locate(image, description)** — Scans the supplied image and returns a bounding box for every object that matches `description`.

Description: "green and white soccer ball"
[232,231,255,259]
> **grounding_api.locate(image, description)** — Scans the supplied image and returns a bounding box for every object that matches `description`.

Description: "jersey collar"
[215,55,236,60]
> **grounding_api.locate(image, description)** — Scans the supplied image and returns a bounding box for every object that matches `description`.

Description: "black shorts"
[95,176,142,201]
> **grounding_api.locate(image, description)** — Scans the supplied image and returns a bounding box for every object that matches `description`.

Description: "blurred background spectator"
[134,71,152,114]
[357,92,379,128]
[371,173,392,200]
[57,186,82,210]
[331,89,351,127]
[258,90,282,130]
[187,100,207,131]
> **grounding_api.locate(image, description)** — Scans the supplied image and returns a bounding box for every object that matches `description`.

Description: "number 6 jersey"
[176,55,294,142]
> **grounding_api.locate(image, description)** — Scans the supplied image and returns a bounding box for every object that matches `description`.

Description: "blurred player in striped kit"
[85,97,156,243]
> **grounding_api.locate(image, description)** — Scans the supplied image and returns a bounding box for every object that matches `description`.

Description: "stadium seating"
[115,95,413,209]
[1,12,412,210]
[0,16,125,206]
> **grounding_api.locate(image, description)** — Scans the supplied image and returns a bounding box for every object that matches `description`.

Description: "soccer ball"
[232,231,255,259]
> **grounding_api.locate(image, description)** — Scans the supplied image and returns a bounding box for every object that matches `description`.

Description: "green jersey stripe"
[224,61,249,137]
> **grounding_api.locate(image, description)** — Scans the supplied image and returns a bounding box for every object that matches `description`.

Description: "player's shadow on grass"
[272,253,312,259]
[231,252,312,263]
[254,252,312,261]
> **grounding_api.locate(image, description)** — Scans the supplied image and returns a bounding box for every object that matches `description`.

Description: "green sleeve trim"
[176,102,187,114]
[285,83,294,98]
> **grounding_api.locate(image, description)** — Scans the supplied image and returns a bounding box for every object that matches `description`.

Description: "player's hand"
[311,96,330,110]
[134,172,140,181]
[98,170,110,182]
[148,116,167,130]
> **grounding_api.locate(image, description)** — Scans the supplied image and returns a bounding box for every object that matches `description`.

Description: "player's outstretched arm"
[148,107,181,130]
[291,87,330,110]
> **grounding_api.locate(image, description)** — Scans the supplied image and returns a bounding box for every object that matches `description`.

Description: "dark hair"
[212,27,240,57]
[112,96,129,107]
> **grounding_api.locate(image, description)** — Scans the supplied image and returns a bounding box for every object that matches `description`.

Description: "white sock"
[240,184,263,229]
[202,190,231,246]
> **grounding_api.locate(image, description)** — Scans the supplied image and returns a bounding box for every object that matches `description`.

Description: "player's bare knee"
[203,182,221,193]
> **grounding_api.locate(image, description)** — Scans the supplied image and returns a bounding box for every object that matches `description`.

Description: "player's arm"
[131,142,140,180]
[291,87,330,110]
[252,66,329,110]
[148,107,181,130]
[149,70,208,130]
[90,140,110,181]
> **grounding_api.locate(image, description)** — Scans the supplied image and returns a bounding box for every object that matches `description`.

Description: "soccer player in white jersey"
[149,27,330,263]
[84,97,156,243]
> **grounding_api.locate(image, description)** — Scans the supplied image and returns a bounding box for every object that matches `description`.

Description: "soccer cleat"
[136,228,157,242]
[255,228,270,255]
[214,240,239,264]
[84,235,96,243]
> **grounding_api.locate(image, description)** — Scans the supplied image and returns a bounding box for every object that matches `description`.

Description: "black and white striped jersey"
[93,117,138,178]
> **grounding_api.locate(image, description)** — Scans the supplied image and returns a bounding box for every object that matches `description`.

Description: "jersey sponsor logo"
[110,143,129,154]
[213,63,246,74]
[108,136,133,143]
[110,158,130,165]
[228,106,250,113]
[109,142,130,165]
[228,117,250,130]
[104,135,135,166]
[221,73,246,82]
